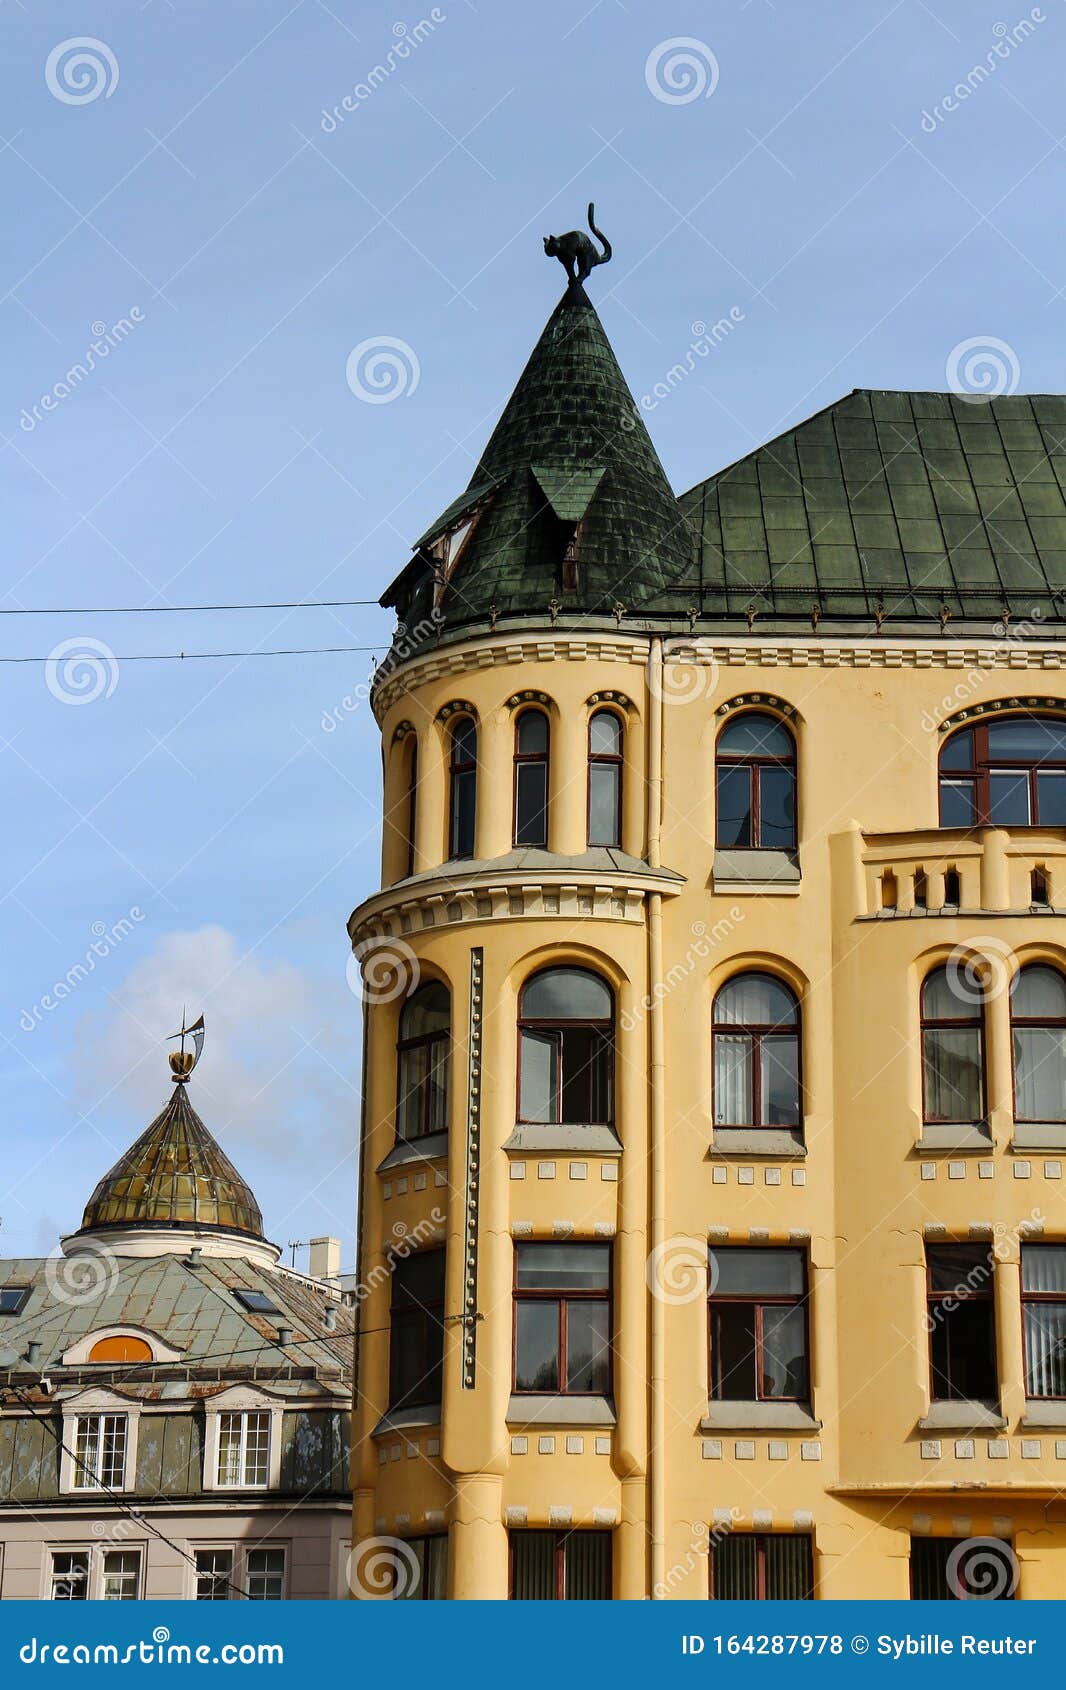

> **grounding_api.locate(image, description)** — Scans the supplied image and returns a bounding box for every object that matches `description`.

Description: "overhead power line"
[0,598,383,616]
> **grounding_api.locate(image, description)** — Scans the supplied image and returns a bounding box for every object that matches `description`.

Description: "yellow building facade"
[349,271,1066,1600]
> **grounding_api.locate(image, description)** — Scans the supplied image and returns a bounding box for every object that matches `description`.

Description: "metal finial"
[167,1011,205,1081]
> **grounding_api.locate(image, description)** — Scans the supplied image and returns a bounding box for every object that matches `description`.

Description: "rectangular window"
[715,764,752,848]
[73,1413,128,1490]
[711,1533,812,1599]
[926,1244,998,1402]
[514,761,548,847]
[50,1551,89,1600]
[389,1249,446,1411]
[510,1530,611,1599]
[1022,1245,1066,1399]
[0,1285,30,1315]
[395,1534,448,1599]
[101,1549,141,1600]
[246,1547,285,1600]
[910,1536,1016,1600]
[708,1248,808,1402]
[588,761,621,847]
[940,779,976,828]
[216,1411,271,1488]
[195,1548,234,1600]
[513,1243,611,1396]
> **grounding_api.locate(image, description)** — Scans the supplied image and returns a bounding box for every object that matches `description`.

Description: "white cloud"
[70,926,353,1162]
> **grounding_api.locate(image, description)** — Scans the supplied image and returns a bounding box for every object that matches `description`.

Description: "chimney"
[308,1236,341,1281]
[276,1326,293,1347]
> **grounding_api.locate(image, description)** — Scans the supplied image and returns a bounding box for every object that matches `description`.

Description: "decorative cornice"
[372,631,1066,724]
[349,866,682,949]
[939,696,1066,734]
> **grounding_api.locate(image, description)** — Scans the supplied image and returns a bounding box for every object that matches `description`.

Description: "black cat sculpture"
[543,203,612,286]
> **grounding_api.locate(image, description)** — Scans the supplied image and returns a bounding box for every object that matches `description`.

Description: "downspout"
[646,637,666,1597]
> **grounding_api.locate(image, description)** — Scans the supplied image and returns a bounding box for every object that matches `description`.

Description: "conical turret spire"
[383,284,695,630]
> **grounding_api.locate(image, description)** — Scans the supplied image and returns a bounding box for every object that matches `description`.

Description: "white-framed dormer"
[202,1384,286,1493]
[58,1386,141,1496]
[61,1325,183,1367]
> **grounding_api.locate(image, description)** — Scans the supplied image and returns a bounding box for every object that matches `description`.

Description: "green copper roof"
[675,389,1066,623]
[384,283,695,623]
[78,1081,265,1240]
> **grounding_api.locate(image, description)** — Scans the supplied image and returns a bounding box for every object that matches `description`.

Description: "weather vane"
[167,1009,205,1082]
[543,202,612,288]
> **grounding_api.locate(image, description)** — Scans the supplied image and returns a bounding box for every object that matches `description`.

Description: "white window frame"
[59,1389,140,1495]
[45,1543,145,1600]
[202,1386,284,1492]
[185,1541,289,1601]
[192,1544,236,1601]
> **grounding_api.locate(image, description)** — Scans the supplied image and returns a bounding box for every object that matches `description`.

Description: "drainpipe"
[646,637,666,1597]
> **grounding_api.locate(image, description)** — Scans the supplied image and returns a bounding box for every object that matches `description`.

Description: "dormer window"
[234,1289,281,1316]
[0,1286,30,1315]
[73,1413,129,1490]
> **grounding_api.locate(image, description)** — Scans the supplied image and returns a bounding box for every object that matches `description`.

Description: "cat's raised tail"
[587,203,612,268]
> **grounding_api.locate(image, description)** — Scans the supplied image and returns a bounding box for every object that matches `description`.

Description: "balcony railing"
[855,826,1066,917]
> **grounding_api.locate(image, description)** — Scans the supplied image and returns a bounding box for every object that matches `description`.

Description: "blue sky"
[1,0,1063,1266]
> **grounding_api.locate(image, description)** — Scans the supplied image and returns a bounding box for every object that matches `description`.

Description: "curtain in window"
[564,1532,611,1599]
[713,1032,752,1125]
[511,1532,555,1599]
[1014,1028,1066,1120]
[1023,1247,1066,1398]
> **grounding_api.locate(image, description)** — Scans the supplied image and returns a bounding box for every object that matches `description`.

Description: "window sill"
[371,1404,442,1438]
[712,848,800,894]
[506,1394,616,1427]
[1011,1124,1066,1151]
[376,1133,449,1174]
[916,1123,992,1153]
[918,1401,1006,1432]
[712,1128,805,1158]
[503,1125,623,1155]
[1020,1402,1066,1428]
[700,1401,820,1432]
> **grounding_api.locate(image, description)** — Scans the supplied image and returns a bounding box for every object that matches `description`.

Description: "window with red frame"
[509,1530,611,1599]
[1011,964,1066,1123]
[925,1243,997,1403]
[712,972,800,1129]
[388,1248,445,1411]
[513,709,549,847]
[710,1533,812,1599]
[708,1247,809,1402]
[513,1242,611,1396]
[517,967,613,1126]
[938,715,1066,828]
[715,712,796,850]
[587,710,623,847]
[921,965,985,1125]
[396,982,449,1142]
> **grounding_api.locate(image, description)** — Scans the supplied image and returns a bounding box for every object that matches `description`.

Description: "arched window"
[716,713,796,850]
[587,711,623,848]
[921,965,984,1124]
[87,1335,153,1363]
[397,982,450,1141]
[1012,964,1066,1123]
[518,968,613,1126]
[448,717,477,859]
[939,714,1066,827]
[513,710,550,847]
[404,737,418,878]
[712,973,800,1128]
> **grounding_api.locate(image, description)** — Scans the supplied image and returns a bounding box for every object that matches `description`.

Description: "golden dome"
[78,1079,265,1240]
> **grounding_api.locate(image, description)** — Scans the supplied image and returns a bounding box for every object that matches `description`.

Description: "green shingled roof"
[674,389,1066,623]
[383,283,695,624]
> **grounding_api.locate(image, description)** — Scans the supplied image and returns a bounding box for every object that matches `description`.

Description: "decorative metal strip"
[436,698,478,723]
[462,946,484,1387]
